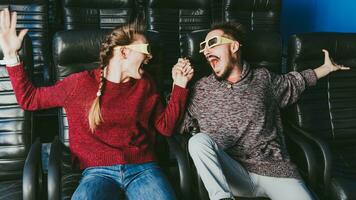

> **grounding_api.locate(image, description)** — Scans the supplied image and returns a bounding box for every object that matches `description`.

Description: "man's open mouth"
[207,55,220,69]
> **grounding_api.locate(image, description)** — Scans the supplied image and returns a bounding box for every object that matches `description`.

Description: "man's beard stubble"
[214,54,239,81]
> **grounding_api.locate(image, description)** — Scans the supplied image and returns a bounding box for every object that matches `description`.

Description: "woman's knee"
[72,175,121,200]
[125,167,176,200]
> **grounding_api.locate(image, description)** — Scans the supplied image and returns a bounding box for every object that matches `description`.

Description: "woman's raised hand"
[0,9,28,58]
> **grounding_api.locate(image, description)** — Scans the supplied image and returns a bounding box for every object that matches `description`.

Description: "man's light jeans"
[188,133,314,200]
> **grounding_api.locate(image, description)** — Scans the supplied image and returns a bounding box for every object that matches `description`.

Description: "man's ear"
[231,41,240,54]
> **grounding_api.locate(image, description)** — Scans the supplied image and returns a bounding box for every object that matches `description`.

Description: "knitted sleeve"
[177,84,200,134]
[268,68,317,108]
[6,63,80,110]
[153,84,189,136]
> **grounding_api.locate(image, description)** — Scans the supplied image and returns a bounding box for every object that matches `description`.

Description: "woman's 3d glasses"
[199,36,235,53]
[114,43,152,59]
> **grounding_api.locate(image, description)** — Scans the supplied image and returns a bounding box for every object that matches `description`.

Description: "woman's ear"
[230,41,240,54]
[115,47,127,59]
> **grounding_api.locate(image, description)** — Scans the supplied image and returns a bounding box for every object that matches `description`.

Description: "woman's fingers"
[173,58,194,80]
[18,29,28,41]
[0,10,5,32]
[0,9,22,37]
[0,9,11,32]
[4,9,10,31]
[177,58,186,66]
[10,11,17,32]
[173,64,183,72]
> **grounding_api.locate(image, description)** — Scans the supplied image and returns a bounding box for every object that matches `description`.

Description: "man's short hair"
[210,22,246,46]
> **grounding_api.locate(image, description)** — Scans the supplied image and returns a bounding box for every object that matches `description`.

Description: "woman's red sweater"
[7,64,188,169]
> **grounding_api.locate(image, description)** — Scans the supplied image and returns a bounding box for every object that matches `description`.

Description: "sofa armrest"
[23,138,42,200]
[285,120,332,191]
[166,135,192,200]
[284,125,318,188]
[48,136,62,200]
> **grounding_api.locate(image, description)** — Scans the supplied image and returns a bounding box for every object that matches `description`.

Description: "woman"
[0,9,193,200]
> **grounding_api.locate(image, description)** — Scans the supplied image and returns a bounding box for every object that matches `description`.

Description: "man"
[179,22,349,200]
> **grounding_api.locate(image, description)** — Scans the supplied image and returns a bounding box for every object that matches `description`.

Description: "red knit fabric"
[7,63,188,169]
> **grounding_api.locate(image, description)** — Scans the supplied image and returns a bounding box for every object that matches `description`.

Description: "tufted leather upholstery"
[0,36,42,200]
[181,29,212,84]
[62,0,137,30]
[48,29,191,200]
[1,3,54,146]
[220,0,281,32]
[48,0,64,35]
[48,29,109,200]
[145,0,215,90]
[0,1,51,85]
[286,33,356,200]
[42,0,138,144]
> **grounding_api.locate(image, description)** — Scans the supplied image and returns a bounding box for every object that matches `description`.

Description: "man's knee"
[188,133,215,155]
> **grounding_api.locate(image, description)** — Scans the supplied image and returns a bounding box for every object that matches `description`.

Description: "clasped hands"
[172,58,194,88]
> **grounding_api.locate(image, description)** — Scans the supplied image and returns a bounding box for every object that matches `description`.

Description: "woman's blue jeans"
[71,162,176,200]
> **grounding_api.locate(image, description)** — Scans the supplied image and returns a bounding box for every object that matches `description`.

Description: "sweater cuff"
[170,84,189,101]
[300,69,318,87]
[6,62,24,77]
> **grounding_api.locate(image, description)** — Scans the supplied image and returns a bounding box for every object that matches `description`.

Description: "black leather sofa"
[285,32,356,200]
[0,36,43,200]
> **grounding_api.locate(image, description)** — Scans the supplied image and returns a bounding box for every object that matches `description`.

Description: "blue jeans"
[71,162,176,200]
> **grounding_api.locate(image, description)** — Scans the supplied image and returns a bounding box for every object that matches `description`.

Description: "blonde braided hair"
[88,20,145,132]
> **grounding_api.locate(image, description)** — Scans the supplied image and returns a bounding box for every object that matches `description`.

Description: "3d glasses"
[199,36,235,53]
[114,43,152,59]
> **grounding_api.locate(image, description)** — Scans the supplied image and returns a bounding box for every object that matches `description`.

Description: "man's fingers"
[181,62,192,69]
[182,65,189,73]
[186,68,194,75]
[174,61,188,71]
[322,49,329,56]
[339,65,351,70]
[183,67,194,76]
[322,49,331,63]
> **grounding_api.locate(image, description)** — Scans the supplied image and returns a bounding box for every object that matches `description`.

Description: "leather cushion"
[0,180,22,200]
[330,176,356,200]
